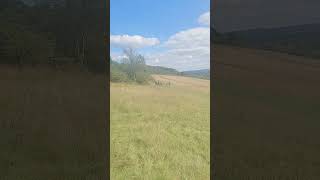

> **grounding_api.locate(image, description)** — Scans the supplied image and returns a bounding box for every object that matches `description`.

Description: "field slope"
[213,44,320,178]
[111,75,210,179]
[0,66,107,179]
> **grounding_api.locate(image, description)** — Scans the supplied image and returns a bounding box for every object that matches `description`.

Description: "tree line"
[0,0,106,72]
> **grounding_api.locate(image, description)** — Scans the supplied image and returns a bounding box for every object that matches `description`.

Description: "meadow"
[213,45,320,179]
[0,66,107,180]
[110,75,210,179]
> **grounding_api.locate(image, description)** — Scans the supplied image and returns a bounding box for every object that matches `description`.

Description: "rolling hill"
[214,23,320,60]
[181,69,210,80]
[111,59,209,80]
[213,44,320,178]
[146,65,180,75]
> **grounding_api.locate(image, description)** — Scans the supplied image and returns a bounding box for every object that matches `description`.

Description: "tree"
[0,0,106,71]
[120,48,149,83]
[0,21,53,66]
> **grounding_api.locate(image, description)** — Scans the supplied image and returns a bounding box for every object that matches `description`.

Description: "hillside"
[146,65,179,75]
[213,44,320,178]
[181,69,210,80]
[214,23,320,60]
[111,75,210,179]
[0,66,107,179]
[111,59,209,80]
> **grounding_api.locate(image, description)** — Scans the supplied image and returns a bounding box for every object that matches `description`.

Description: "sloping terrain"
[214,23,320,59]
[0,66,107,179]
[111,76,210,179]
[213,44,320,178]
[152,74,209,89]
[181,69,210,80]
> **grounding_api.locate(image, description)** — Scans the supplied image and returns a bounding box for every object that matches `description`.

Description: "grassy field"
[0,66,107,180]
[110,75,210,179]
[213,45,320,179]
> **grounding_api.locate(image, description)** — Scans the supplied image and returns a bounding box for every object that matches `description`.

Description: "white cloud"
[110,34,160,49]
[111,12,210,71]
[110,53,128,62]
[198,12,210,26]
[164,27,210,49]
[146,27,210,71]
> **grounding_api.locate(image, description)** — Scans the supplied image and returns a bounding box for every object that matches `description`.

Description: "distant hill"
[111,59,210,80]
[111,60,179,75]
[181,69,210,80]
[214,23,320,60]
[146,65,180,75]
[146,66,210,80]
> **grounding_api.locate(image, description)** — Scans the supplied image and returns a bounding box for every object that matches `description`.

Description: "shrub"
[111,68,129,82]
[135,70,150,84]
[110,48,151,84]
[121,48,149,82]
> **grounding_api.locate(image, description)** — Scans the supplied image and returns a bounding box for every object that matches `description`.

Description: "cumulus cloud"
[198,12,210,26]
[111,12,210,71]
[111,53,128,62]
[110,34,160,49]
[164,27,210,49]
[146,27,210,71]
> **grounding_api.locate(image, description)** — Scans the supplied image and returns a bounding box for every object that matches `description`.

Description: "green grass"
[213,79,320,179]
[110,77,210,179]
[213,45,320,179]
[0,66,107,180]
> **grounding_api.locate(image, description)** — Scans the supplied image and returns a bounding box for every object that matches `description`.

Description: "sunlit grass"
[111,75,210,179]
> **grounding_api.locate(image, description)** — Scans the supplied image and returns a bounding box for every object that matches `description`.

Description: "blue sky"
[111,0,210,71]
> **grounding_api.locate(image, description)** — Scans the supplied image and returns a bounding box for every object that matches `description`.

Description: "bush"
[0,25,54,66]
[110,49,151,84]
[111,68,129,82]
[135,71,150,84]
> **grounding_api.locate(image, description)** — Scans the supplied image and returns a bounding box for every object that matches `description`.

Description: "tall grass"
[213,45,320,179]
[110,76,210,179]
[0,66,107,180]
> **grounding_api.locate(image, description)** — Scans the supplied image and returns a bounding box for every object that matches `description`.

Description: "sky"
[110,0,210,71]
[214,0,320,32]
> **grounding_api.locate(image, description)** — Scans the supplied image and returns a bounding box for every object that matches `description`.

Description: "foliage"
[110,59,129,82]
[0,21,53,65]
[134,70,150,84]
[0,0,106,72]
[110,49,150,84]
[121,48,149,83]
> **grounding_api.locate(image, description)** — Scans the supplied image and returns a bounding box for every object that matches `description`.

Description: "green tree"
[110,57,129,82]
[0,21,53,66]
[121,48,149,83]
